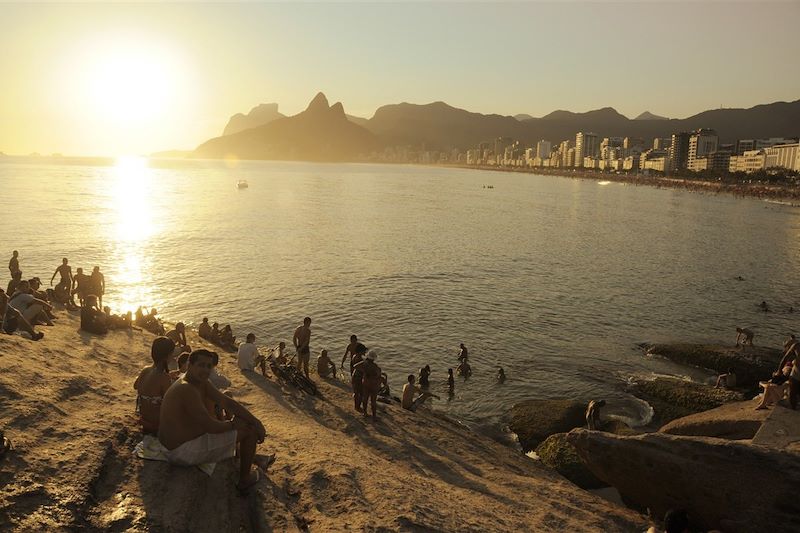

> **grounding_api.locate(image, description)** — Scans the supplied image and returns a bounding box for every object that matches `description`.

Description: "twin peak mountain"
[194,92,800,161]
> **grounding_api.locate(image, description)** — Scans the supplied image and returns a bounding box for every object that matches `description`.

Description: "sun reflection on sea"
[108,156,157,312]
[112,156,155,242]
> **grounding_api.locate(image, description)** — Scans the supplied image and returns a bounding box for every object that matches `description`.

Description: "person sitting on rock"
[238,333,266,377]
[755,367,791,410]
[198,317,212,339]
[166,322,190,352]
[80,295,108,335]
[735,327,754,348]
[9,280,54,326]
[715,368,737,389]
[585,399,605,430]
[220,324,236,348]
[401,374,439,412]
[134,336,176,434]
[0,288,43,340]
[210,322,221,344]
[316,349,336,379]
[157,349,271,494]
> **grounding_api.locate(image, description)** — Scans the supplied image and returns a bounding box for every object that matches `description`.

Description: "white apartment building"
[575,132,599,168]
[688,129,719,171]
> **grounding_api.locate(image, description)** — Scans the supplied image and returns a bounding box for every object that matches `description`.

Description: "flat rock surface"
[568,429,800,533]
[660,400,769,439]
[752,405,800,449]
[0,313,648,532]
[646,343,782,385]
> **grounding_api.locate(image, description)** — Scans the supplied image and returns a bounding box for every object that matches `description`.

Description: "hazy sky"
[1,1,798,156]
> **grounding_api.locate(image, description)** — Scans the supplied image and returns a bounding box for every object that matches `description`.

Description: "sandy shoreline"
[0,311,649,532]
[439,164,800,203]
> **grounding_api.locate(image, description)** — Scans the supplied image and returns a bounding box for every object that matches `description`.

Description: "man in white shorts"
[158,349,271,491]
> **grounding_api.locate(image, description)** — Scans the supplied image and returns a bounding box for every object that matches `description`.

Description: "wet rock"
[660,400,768,439]
[645,343,782,386]
[627,377,743,425]
[567,428,800,533]
[508,400,585,452]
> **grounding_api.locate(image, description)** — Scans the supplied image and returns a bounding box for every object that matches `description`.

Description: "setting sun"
[87,46,175,124]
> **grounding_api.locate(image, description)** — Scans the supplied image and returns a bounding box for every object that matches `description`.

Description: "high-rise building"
[536,140,552,160]
[566,148,576,168]
[559,140,572,168]
[669,132,690,172]
[623,137,645,151]
[575,132,599,168]
[688,129,719,171]
[653,137,672,150]
[601,137,624,160]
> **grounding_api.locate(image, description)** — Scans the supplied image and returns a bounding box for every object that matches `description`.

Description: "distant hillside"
[362,99,800,148]
[222,103,285,136]
[634,111,668,121]
[514,114,534,122]
[196,93,379,161]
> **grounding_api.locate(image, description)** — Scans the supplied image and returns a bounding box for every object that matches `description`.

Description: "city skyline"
[1,2,799,156]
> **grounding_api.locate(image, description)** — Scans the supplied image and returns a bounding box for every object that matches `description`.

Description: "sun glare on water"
[108,156,157,312]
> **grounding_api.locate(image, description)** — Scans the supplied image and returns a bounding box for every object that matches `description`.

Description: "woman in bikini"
[134,337,177,434]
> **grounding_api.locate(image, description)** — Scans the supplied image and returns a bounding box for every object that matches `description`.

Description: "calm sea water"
[3,157,800,434]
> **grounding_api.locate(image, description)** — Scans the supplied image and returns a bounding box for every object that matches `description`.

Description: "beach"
[443,164,800,203]
[0,313,648,531]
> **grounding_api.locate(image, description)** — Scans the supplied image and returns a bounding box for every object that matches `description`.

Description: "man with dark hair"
[293,316,312,378]
[355,351,382,419]
[90,266,105,308]
[341,334,359,373]
[8,250,19,276]
[316,349,336,379]
[401,374,439,412]
[50,258,73,296]
[72,267,91,307]
[6,270,22,296]
[159,349,271,492]
[238,333,266,376]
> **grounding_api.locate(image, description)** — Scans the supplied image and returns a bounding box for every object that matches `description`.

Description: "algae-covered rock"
[627,377,743,425]
[645,343,781,386]
[508,400,586,452]
[535,433,606,490]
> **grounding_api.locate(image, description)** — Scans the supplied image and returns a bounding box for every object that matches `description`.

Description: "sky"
[1,1,798,156]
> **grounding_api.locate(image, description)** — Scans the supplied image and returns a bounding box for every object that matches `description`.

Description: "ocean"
[3,156,799,436]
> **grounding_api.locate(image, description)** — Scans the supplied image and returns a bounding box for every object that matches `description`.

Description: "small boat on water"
[236,180,249,189]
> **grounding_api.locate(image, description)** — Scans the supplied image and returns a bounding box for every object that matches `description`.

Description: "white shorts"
[163,430,237,466]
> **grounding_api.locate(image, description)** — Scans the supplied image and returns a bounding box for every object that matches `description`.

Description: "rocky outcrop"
[660,400,768,439]
[535,433,605,490]
[508,400,586,452]
[627,377,743,425]
[568,429,800,533]
[645,343,782,386]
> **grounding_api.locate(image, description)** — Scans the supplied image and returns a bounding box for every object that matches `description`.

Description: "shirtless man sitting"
[401,374,439,412]
[198,317,212,339]
[166,322,191,357]
[293,317,312,379]
[317,349,336,379]
[0,288,43,340]
[158,349,271,492]
[134,337,176,434]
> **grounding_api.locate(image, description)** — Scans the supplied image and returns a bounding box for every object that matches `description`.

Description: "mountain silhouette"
[196,92,378,161]
[194,96,800,160]
[634,111,668,121]
[222,103,285,136]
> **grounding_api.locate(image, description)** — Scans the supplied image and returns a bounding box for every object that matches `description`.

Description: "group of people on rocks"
[134,336,270,493]
[198,317,237,350]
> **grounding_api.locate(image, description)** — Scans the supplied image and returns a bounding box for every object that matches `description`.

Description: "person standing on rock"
[8,250,19,276]
[293,316,312,378]
[735,327,754,348]
[341,334,359,373]
[585,400,605,430]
